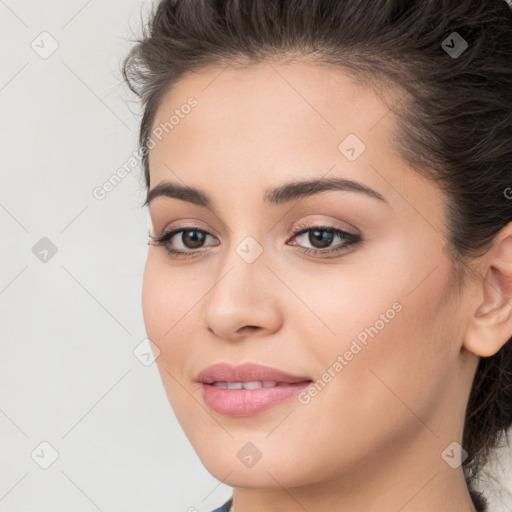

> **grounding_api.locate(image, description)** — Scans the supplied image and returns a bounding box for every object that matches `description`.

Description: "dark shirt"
[211,496,232,512]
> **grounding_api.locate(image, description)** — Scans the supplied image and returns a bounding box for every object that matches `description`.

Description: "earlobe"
[463,223,512,358]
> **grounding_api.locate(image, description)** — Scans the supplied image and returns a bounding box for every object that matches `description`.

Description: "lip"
[197,362,313,417]
[196,362,311,384]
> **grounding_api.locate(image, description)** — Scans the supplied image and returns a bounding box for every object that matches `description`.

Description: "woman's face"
[142,61,479,490]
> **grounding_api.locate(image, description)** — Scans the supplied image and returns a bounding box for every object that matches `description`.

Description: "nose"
[202,238,282,342]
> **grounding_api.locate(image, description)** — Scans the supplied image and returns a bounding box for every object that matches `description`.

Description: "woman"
[122,1,512,511]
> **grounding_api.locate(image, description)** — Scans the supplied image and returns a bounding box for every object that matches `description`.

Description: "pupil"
[183,230,205,249]
[309,229,333,248]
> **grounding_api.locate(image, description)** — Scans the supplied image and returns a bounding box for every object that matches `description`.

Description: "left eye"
[288,225,362,256]
[149,224,362,258]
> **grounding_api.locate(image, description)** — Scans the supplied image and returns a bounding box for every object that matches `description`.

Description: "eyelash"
[148,222,362,260]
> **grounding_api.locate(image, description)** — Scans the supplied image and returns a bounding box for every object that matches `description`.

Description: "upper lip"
[197,362,312,384]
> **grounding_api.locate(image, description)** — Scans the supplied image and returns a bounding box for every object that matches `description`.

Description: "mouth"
[196,362,313,416]
[200,378,313,417]
[197,361,312,385]
[205,380,312,389]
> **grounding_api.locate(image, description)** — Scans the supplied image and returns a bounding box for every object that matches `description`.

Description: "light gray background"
[1,1,511,511]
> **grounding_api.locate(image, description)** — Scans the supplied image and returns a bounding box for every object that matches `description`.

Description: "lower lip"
[201,382,312,416]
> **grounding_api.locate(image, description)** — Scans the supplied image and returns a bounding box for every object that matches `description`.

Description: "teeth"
[239,381,262,389]
[211,381,280,389]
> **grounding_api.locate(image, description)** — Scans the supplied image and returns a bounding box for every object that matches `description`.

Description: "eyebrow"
[144,177,387,209]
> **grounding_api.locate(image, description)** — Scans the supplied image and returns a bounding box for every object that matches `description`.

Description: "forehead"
[146,61,448,243]
[148,61,399,181]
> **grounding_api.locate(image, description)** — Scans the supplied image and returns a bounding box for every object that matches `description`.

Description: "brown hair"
[122,1,512,509]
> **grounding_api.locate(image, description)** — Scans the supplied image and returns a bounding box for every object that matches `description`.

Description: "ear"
[464,221,512,358]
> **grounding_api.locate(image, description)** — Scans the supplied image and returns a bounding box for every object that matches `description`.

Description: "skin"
[141,60,512,512]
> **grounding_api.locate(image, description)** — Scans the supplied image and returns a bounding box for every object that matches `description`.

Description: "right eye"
[149,227,219,258]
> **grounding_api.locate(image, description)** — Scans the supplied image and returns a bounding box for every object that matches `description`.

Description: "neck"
[229,430,479,512]
[231,469,477,512]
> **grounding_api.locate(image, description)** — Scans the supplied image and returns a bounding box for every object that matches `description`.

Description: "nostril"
[239,325,259,333]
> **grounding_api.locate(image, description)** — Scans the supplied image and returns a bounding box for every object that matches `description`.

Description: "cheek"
[289,234,457,422]
[141,259,168,342]
[141,255,203,412]
[142,254,202,337]
[141,255,204,379]
[280,240,416,352]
